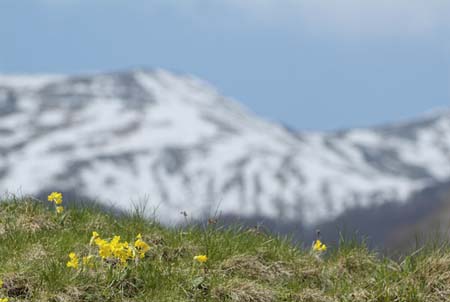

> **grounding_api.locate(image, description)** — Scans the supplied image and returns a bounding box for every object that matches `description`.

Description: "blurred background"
[1,0,450,250]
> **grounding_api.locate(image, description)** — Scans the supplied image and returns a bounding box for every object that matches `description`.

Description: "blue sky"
[1,0,450,130]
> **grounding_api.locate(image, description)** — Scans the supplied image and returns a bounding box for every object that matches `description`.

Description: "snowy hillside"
[1,69,450,226]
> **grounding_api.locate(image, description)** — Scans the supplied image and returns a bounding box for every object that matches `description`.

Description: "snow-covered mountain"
[1,69,450,226]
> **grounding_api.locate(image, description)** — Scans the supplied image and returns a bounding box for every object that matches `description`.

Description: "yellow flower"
[0,298,8,302]
[110,235,121,247]
[134,235,150,259]
[92,234,142,265]
[56,206,64,214]
[313,240,327,252]
[90,231,100,245]
[110,237,132,264]
[48,192,63,205]
[193,255,208,263]
[66,252,79,269]
[95,238,112,259]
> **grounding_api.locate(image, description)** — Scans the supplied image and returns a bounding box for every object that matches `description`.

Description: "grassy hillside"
[0,196,450,301]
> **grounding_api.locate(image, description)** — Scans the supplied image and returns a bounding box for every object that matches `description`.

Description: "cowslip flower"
[193,255,208,263]
[0,298,8,302]
[48,192,63,205]
[91,233,150,265]
[90,231,100,245]
[66,252,79,269]
[96,238,112,259]
[312,239,327,252]
[56,206,64,214]
[134,234,150,259]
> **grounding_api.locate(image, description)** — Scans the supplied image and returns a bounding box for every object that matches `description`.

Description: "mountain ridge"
[1,69,450,229]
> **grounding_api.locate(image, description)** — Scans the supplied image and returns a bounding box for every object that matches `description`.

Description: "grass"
[0,197,450,301]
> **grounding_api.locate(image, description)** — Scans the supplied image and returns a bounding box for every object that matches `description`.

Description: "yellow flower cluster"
[66,253,96,269]
[66,232,151,270]
[193,255,208,263]
[93,232,151,264]
[49,191,210,273]
[95,235,135,264]
[47,192,64,214]
[312,239,327,252]
[134,234,151,259]
[66,252,79,269]
[90,231,100,245]
[48,192,62,204]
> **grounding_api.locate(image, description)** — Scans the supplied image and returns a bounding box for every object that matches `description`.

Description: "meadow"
[0,194,449,301]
